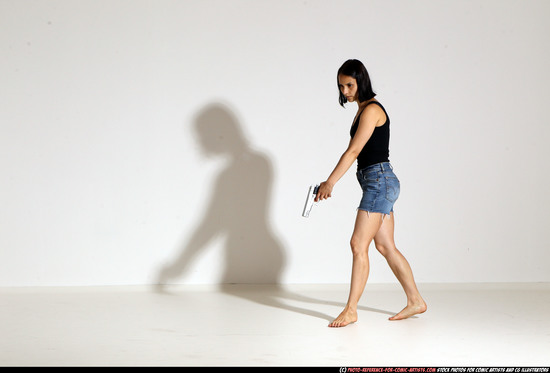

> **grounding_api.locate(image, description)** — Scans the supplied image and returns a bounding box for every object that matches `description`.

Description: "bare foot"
[328,308,358,328]
[389,301,427,321]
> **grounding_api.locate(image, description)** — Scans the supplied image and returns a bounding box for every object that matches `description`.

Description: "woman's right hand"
[315,181,333,202]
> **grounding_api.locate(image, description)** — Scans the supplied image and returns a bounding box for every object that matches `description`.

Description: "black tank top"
[349,101,390,170]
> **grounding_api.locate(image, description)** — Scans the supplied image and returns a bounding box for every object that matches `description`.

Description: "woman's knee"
[374,240,395,257]
[350,236,370,256]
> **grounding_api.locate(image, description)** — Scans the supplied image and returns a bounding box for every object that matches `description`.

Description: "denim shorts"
[356,162,400,215]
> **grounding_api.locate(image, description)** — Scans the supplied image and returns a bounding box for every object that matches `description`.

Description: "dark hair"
[337,59,376,107]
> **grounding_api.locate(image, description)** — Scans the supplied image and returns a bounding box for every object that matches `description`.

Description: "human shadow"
[155,102,285,284]
[154,102,394,323]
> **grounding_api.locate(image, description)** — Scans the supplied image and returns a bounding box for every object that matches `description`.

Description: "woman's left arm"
[315,105,383,202]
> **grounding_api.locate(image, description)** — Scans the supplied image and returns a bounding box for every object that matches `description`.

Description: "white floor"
[0,283,549,367]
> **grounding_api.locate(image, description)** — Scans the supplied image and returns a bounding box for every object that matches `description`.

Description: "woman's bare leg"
[373,212,427,320]
[329,210,383,327]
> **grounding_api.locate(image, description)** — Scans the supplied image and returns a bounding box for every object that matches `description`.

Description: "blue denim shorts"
[356,162,400,215]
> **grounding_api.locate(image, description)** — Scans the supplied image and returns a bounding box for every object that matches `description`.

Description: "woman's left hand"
[315,181,333,202]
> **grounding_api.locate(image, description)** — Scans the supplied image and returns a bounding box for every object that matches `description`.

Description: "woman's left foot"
[389,300,427,321]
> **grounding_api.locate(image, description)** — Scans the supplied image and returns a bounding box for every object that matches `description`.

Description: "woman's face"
[338,74,358,103]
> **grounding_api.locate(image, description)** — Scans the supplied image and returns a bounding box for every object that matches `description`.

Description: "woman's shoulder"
[360,100,388,126]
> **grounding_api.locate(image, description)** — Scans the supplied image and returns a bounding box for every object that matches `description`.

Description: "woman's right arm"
[315,104,384,202]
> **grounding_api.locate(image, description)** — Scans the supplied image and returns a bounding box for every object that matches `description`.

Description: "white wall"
[1,0,549,286]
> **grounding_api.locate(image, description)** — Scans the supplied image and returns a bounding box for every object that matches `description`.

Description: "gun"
[302,184,320,218]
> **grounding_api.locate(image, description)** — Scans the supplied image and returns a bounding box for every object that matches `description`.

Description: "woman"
[315,59,427,327]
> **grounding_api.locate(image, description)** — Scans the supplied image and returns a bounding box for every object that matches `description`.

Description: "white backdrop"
[1,0,549,286]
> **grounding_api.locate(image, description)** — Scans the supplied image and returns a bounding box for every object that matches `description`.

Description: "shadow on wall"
[157,102,285,284]
[154,102,395,323]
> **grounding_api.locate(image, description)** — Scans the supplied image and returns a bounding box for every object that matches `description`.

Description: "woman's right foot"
[328,308,358,328]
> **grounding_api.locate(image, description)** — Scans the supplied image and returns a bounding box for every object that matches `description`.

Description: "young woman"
[315,59,427,328]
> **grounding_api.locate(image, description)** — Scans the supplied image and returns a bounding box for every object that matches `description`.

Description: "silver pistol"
[302,184,320,218]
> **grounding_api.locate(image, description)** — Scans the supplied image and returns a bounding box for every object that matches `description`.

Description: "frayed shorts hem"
[356,208,393,217]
